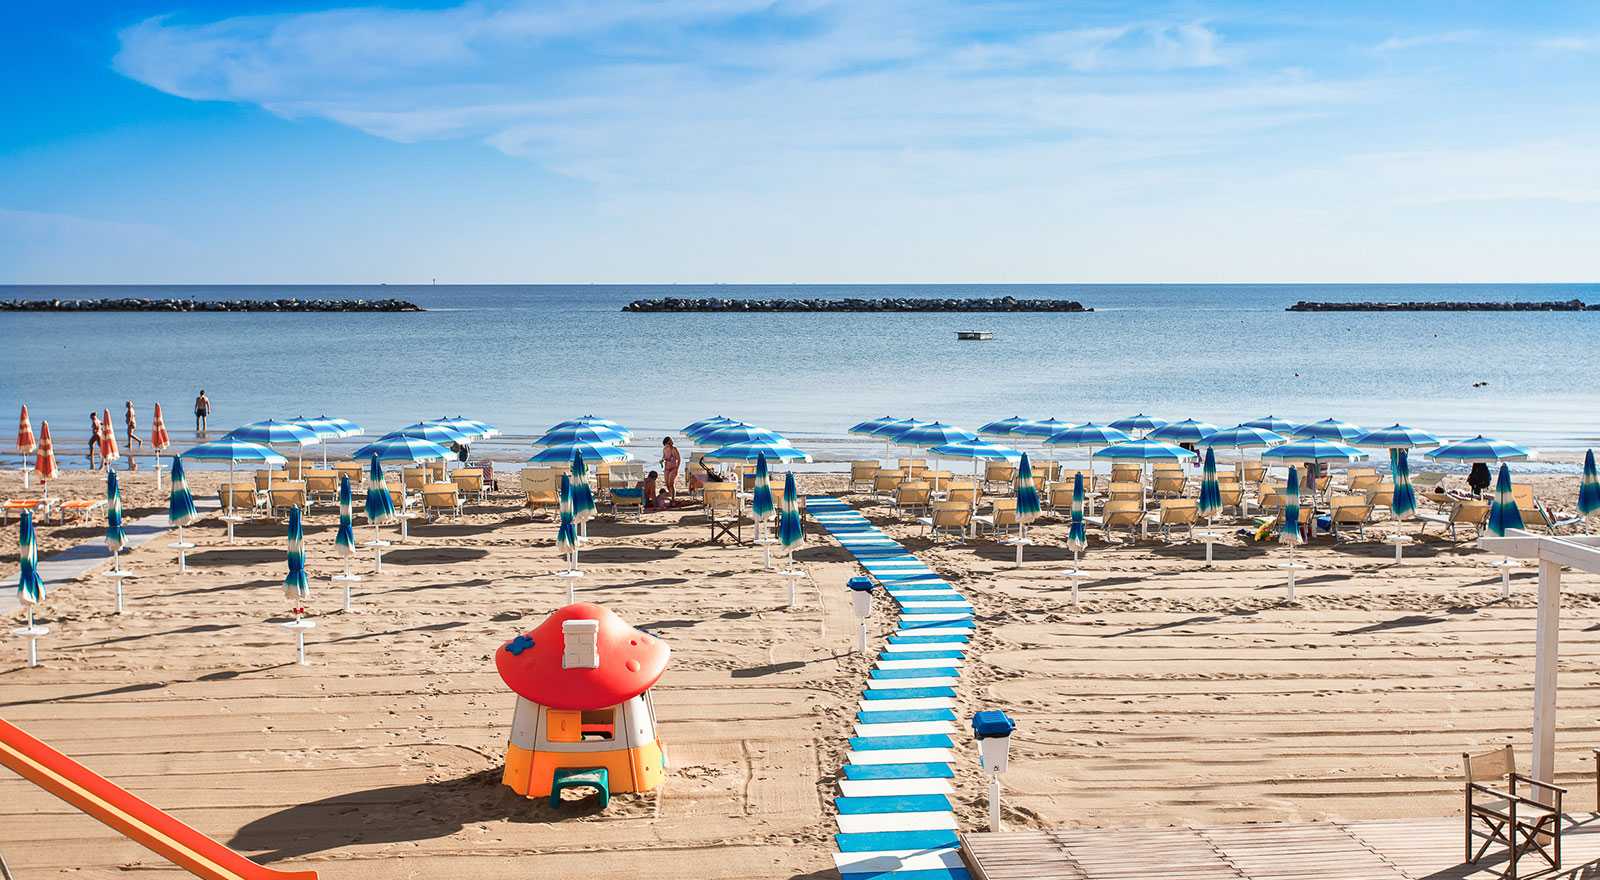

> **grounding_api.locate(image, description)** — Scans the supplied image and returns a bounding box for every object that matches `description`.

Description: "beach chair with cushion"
[611,486,644,519]
[304,470,339,505]
[267,483,308,518]
[1419,499,1491,541]
[1157,499,1199,541]
[522,468,560,516]
[893,481,932,519]
[703,484,742,543]
[872,472,901,502]
[1328,494,1374,540]
[422,483,463,521]
[1101,500,1144,542]
[1463,745,1565,877]
[56,498,103,524]
[849,461,881,493]
[919,501,971,542]
[452,468,486,502]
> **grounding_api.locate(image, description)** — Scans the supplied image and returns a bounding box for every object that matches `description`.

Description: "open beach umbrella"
[528,441,629,464]
[850,416,901,436]
[387,422,470,446]
[1281,468,1303,547]
[870,418,929,440]
[1425,435,1534,464]
[1261,438,1367,502]
[1356,423,1441,449]
[1294,417,1366,443]
[35,421,58,493]
[100,408,120,464]
[570,450,597,528]
[1046,423,1132,491]
[704,440,811,463]
[1013,454,1042,566]
[551,416,630,441]
[364,453,395,534]
[1205,424,1285,449]
[168,456,197,529]
[1488,464,1524,537]
[182,437,286,516]
[1094,439,1196,535]
[1245,415,1302,434]
[1011,418,1074,440]
[1149,418,1219,446]
[978,416,1029,437]
[1198,448,1221,521]
[685,415,734,435]
[105,468,126,564]
[700,423,785,447]
[292,414,364,467]
[898,423,978,480]
[1391,448,1417,519]
[537,424,628,446]
[1581,450,1600,519]
[779,471,803,558]
[284,504,309,602]
[354,435,452,464]
[227,418,319,448]
[928,439,1022,464]
[1109,413,1169,436]
[423,416,494,439]
[17,405,34,488]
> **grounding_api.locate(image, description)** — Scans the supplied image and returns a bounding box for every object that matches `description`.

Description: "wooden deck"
[961,814,1600,879]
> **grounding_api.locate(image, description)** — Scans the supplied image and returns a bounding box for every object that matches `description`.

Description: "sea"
[2,284,1597,471]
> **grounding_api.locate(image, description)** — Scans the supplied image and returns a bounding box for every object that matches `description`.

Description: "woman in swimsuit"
[88,412,102,470]
[661,437,681,498]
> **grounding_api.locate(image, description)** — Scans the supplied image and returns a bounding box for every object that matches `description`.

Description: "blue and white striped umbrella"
[1425,435,1534,463]
[1150,418,1220,445]
[1198,448,1221,519]
[167,456,197,527]
[870,418,930,440]
[1260,438,1367,464]
[1579,449,1599,518]
[1045,423,1132,447]
[778,472,803,553]
[1109,413,1169,435]
[17,511,44,607]
[1488,464,1524,536]
[751,452,775,520]
[1092,438,1197,463]
[387,422,470,445]
[537,424,629,446]
[849,416,901,436]
[335,475,357,558]
[528,441,629,464]
[978,416,1030,437]
[364,454,395,525]
[225,419,320,448]
[700,423,785,446]
[897,422,978,448]
[1011,418,1074,439]
[1293,417,1366,443]
[556,474,578,556]
[704,441,812,462]
[1280,468,1303,546]
[570,450,596,524]
[284,505,309,601]
[1065,473,1087,553]
[552,416,630,441]
[1391,448,1417,519]
[928,440,1022,462]
[1356,423,1441,449]
[1244,415,1302,434]
[182,437,287,466]
[1205,425,1286,449]
[291,415,364,439]
[684,416,739,440]
[1015,454,1041,524]
[423,416,496,439]
[354,435,453,463]
[105,468,126,555]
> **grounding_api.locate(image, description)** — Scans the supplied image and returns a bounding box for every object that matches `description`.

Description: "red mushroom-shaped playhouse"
[497,603,670,806]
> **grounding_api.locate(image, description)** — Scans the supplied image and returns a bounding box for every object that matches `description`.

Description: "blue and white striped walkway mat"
[807,495,972,880]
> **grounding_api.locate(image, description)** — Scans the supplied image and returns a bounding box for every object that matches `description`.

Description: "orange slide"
[0,717,316,879]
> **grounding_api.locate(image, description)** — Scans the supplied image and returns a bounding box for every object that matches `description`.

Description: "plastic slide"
[0,717,317,879]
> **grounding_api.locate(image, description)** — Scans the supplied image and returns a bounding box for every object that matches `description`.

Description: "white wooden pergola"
[1478,529,1600,799]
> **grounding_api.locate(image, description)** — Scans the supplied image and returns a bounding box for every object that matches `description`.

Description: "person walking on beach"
[124,400,143,468]
[661,437,681,498]
[88,411,102,470]
[194,389,211,436]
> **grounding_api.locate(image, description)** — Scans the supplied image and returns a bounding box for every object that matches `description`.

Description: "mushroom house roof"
[495,602,670,711]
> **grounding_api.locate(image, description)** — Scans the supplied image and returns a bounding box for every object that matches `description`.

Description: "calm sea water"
[2,284,1597,467]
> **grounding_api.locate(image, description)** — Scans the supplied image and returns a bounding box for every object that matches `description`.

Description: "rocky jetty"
[623,296,1092,313]
[0,297,424,313]
[1287,299,1596,312]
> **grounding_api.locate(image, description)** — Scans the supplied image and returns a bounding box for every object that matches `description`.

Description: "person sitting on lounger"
[1467,462,1491,497]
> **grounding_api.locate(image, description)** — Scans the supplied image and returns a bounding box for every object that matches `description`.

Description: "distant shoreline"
[622,296,1093,312]
[1288,299,1596,312]
[0,297,424,313]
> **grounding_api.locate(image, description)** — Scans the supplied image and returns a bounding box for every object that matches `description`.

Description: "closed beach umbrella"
[168,456,197,528]
[528,441,629,464]
[105,468,126,559]
[284,505,309,602]
[354,435,452,464]
[1109,413,1169,436]
[1425,435,1534,464]
[1205,424,1285,450]
[557,473,578,571]
[100,408,120,463]
[1280,468,1303,547]
[365,454,395,530]
[1488,464,1524,537]
[1066,473,1087,554]
[17,405,35,487]
[778,472,803,556]
[1198,448,1221,520]
[17,511,44,607]
[35,421,58,492]
[1015,454,1041,522]
[570,450,596,525]
[705,440,811,463]
[537,424,627,446]
[1580,450,1600,518]
[1391,448,1417,519]
[978,416,1029,437]
[849,416,900,436]
[1150,418,1220,445]
[150,404,171,485]
[752,452,775,521]
[1294,417,1366,443]
[1012,418,1074,440]
[336,475,357,559]
[1245,415,1302,434]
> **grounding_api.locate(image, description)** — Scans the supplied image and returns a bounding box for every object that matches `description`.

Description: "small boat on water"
[956,330,993,341]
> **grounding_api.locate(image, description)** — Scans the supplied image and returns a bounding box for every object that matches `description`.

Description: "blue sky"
[3,1,1598,283]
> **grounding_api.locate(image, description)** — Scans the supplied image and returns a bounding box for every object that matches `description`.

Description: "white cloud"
[1536,36,1598,52]
[1373,30,1476,52]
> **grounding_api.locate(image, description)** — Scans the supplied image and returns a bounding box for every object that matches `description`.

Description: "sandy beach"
[1,463,1597,877]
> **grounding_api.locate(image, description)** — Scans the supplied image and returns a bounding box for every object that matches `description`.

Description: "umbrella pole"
[1071,550,1080,608]
[26,608,38,668]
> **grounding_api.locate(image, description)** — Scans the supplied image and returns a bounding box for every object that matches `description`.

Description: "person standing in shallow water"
[124,400,143,469]
[661,437,681,498]
[87,411,102,470]
[194,389,211,436]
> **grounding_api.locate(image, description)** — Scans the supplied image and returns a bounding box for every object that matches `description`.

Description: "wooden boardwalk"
[962,814,1600,879]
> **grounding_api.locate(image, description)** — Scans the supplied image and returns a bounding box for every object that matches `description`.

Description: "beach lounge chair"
[334,460,366,485]
[522,468,560,515]
[1418,498,1490,541]
[304,470,339,505]
[1034,460,1062,484]
[422,483,463,521]
[267,483,308,518]
[2,498,53,525]
[984,461,1016,493]
[1219,483,1245,517]
[1108,481,1143,505]
[919,500,971,542]
[1411,470,1447,495]
[1366,484,1394,518]
[1111,464,1141,484]
[1101,500,1144,542]
[872,472,901,502]
[1464,745,1565,876]
[402,467,429,492]
[899,457,927,471]
[611,461,645,485]
[57,498,104,524]
[1157,498,1198,541]
[217,483,258,519]
[975,497,1019,539]
[452,468,486,502]
[849,461,881,492]
[1258,483,1284,515]
[1153,472,1186,498]
[1347,467,1381,493]
[1328,494,1374,540]
[945,482,978,507]
[893,481,932,519]
[703,483,742,543]
[1047,484,1075,512]
[611,486,644,519]
[1240,461,1266,484]
[254,469,288,491]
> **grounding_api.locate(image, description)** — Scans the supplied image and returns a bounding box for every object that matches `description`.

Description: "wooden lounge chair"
[1464,745,1565,877]
[1101,500,1143,542]
[267,483,308,518]
[703,483,742,543]
[303,470,339,505]
[849,461,881,492]
[919,500,971,542]
[422,483,463,521]
[1157,498,1198,541]
[1328,494,1374,540]
[1419,499,1491,541]
[452,468,486,502]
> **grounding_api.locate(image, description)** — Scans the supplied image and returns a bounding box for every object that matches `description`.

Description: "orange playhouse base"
[503,742,665,798]
[0,716,316,880]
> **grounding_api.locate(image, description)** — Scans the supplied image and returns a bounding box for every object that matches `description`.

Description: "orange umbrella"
[17,405,35,454]
[36,420,58,487]
[150,403,170,450]
[100,407,120,462]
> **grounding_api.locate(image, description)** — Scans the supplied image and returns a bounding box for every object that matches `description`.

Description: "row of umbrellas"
[16,404,173,491]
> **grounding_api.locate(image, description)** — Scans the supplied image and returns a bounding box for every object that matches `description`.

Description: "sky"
[2,1,1598,284]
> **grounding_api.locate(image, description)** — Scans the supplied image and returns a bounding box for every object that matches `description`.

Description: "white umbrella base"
[281,619,315,665]
[13,625,48,668]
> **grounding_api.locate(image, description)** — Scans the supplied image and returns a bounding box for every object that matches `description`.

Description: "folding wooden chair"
[1464,745,1565,877]
[704,484,742,543]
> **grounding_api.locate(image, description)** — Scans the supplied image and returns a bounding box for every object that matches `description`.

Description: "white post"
[26,608,38,668]
[1530,558,1561,804]
[989,776,1003,832]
